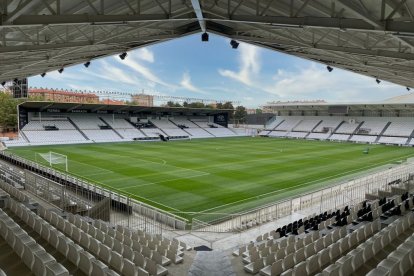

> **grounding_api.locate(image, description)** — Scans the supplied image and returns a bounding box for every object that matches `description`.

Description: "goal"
[36,151,68,172]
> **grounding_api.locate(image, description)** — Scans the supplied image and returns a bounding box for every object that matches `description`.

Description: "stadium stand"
[383,121,414,137]
[378,136,409,145]
[312,118,343,133]
[169,117,214,138]
[100,116,147,140]
[356,119,389,136]
[349,135,378,143]
[21,118,89,145]
[191,119,238,137]
[292,119,321,133]
[328,134,350,142]
[274,118,302,132]
[334,121,361,134]
[149,118,189,139]
[69,115,123,142]
[0,178,191,276]
[233,186,414,276]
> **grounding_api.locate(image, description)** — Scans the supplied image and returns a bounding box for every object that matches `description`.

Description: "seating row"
[0,204,70,276]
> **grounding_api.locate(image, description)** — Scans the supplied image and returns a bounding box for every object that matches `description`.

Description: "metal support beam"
[190,0,206,33]
[3,14,182,26]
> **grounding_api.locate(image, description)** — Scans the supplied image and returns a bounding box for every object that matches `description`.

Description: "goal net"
[36,151,68,172]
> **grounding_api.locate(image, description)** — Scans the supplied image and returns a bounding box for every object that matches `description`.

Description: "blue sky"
[30,33,410,108]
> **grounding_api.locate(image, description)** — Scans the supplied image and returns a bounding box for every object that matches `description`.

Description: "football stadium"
[1,1,414,276]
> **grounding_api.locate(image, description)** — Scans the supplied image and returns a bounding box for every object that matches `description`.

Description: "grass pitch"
[8,137,414,219]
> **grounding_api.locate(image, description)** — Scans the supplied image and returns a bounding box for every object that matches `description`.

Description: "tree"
[166,101,175,107]
[234,106,247,124]
[222,102,234,110]
[0,92,21,131]
[256,108,263,114]
[187,102,205,108]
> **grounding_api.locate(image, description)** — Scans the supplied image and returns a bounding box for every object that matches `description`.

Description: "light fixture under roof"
[119,52,127,60]
[201,33,209,42]
[326,66,333,72]
[230,40,239,49]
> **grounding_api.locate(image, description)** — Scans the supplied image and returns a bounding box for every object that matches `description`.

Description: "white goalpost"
[36,151,68,172]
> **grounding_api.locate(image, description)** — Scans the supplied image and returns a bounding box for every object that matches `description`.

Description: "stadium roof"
[1,1,414,88]
[263,101,414,112]
[18,101,231,115]
[383,92,414,103]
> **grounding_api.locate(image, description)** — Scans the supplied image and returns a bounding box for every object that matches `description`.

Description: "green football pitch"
[7,137,414,219]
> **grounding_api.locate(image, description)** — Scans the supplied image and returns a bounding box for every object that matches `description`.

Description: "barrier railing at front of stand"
[191,162,414,232]
[0,151,189,234]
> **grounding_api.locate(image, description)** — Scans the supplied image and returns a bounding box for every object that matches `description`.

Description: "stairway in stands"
[67,117,90,140]
[99,118,124,139]
[347,121,365,141]
[375,121,392,143]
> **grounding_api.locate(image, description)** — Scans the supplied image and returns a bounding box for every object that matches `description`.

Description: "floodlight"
[41,73,46,77]
[407,87,411,91]
[119,52,127,60]
[201,32,209,42]
[230,40,239,49]
[326,66,333,72]
[84,61,91,68]
[376,78,381,84]
[58,68,64,74]
[1,81,5,86]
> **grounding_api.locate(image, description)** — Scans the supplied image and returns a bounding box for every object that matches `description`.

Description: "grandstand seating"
[150,118,189,138]
[383,121,414,137]
[286,132,308,139]
[21,119,88,145]
[191,120,238,137]
[265,117,285,130]
[70,115,123,142]
[293,119,321,132]
[307,133,330,140]
[268,131,288,138]
[169,117,214,138]
[378,136,408,145]
[140,128,163,138]
[313,118,343,133]
[233,184,414,276]
[262,115,414,147]
[335,121,360,134]
[329,134,350,141]
[274,118,302,132]
[101,117,147,140]
[350,135,378,143]
[357,119,389,135]
[0,178,190,276]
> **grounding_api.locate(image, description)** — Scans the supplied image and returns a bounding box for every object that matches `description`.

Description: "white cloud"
[116,51,175,89]
[219,43,261,86]
[87,60,142,86]
[135,48,154,63]
[262,63,405,103]
[180,72,204,93]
